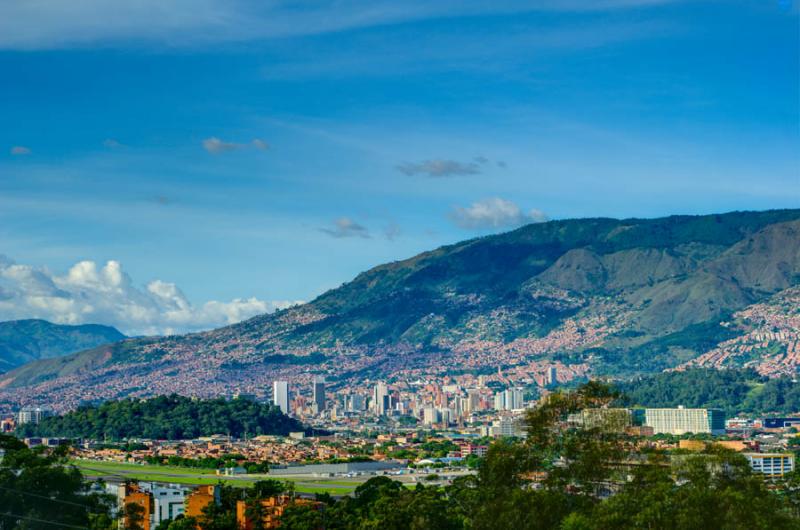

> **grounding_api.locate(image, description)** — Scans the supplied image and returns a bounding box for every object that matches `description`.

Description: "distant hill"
[3,209,799,410]
[0,319,125,372]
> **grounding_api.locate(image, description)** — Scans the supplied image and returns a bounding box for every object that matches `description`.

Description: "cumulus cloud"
[0,256,301,336]
[319,217,371,239]
[202,137,269,154]
[103,138,124,149]
[396,159,482,177]
[450,197,548,230]
[10,146,31,155]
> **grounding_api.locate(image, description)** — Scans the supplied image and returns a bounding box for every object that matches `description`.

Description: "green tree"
[122,502,145,530]
[0,434,114,529]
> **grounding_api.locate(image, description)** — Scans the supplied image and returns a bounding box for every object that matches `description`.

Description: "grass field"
[72,460,218,475]
[72,459,362,495]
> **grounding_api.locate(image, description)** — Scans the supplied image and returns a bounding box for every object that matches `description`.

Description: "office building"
[272,381,289,415]
[644,407,725,435]
[312,377,326,413]
[579,408,633,431]
[151,485,185,525]
[346,394,366,413]
[745,453,795,477]
[762,417,800,429]
[373,382,389,416]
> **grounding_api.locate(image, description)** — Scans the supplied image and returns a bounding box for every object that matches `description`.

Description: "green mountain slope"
[0,319,125,372]
[3,210,799,409]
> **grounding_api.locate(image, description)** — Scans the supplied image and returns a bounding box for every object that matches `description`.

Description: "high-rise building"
[644,407,725,435]
[17,406,52,425]
[467,389,481,412]
[505,388,524,410]
[546,366,558,386]
[312,377,326,413]
[272,381,289,415]
[346,394,366,413]
[373,382,389,416]
[493,388,524,411]
[423,407,440,425]
[493,392,506,411]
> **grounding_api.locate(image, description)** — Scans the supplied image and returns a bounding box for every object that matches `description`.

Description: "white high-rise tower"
[273,381,289,415]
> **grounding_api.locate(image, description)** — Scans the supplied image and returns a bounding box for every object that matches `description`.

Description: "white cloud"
[0,0,681,50]
[202,137,240,154]
[10,146,31,155]
[319,217,371,239]
[0,256,301,336]
[450,197,548,230]
[202,137,269,154]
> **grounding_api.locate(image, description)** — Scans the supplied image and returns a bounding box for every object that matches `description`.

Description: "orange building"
[714,440,750,452]
[678,439,707,452]
[118,482,153,530]
[185,485,220,519]
[236,496,323,529]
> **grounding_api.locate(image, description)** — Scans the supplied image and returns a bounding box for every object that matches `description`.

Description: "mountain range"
[0,319,124,372]
[2,209,799,411]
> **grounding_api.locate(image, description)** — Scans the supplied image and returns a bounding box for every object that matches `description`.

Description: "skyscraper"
[373,382,389,416]
[272,381,289,415]
[546,366,558,386]
[506,388,524,410]
[312,377,326,413]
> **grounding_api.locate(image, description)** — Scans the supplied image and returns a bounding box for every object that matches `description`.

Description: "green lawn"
[72,459,359,495]
[72,459,218,475]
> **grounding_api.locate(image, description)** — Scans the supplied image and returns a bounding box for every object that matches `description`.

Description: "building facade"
[745,453,795,477]
[272,381,289,415]
[312,377,326,414]
[644,407,725,435]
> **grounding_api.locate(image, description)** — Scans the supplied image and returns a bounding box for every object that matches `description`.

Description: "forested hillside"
[618,368,800,415]
[16,395,306,439]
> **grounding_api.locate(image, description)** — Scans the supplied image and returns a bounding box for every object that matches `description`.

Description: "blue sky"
[0,0,798,334]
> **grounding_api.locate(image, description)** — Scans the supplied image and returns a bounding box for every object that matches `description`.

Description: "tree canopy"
[618,368,800,415]
[17,394,306,439]
[0,434,115,530]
